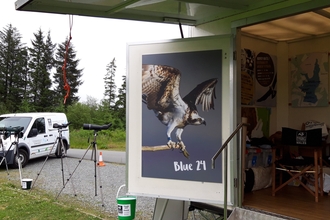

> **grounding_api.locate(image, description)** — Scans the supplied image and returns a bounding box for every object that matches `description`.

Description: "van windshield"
[0,117,32,133]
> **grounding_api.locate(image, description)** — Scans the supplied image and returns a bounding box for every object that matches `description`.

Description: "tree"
[28,29,55,112]
[0,24,29,112]
[54,38,83,107]
[66,102,92,129]
[115,75,126,109]
[115,75,126,129]
[103,58,117,110]
[18,97,35,113]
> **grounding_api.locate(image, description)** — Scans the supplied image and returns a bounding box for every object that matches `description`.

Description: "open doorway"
[239,7,330,219]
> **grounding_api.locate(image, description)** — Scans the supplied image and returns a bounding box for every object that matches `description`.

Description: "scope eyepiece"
[0,126,24,134]
[2,131,10,140]
[53,122,71,129]
[82,123,112,131]
[0,127,24,140]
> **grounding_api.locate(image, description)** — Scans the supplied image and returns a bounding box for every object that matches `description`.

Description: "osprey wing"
[183,78,218,111]
[142,65,182,111]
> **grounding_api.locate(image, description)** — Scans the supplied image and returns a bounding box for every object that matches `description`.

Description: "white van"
[0,112,70,168]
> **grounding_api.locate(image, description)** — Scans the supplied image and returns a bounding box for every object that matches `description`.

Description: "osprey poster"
[141,50,222,183]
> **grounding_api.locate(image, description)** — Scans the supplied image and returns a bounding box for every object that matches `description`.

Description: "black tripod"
[56,123,112,207]
[31,122,76,195]
[0,126,24,179]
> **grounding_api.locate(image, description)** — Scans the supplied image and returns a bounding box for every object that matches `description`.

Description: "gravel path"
[3,156,155,219]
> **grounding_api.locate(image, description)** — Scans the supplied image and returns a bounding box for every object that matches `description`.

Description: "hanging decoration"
[62,14,73,104]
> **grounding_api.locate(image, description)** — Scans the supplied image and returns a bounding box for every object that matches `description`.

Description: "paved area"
[67,149,126,164]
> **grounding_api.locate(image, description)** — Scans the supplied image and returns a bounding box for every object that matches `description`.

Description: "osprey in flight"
[142,65,218,158]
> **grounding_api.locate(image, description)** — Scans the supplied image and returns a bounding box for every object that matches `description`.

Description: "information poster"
[254,52,277,107]
[241,48,255,105]
[291,52,328,107]
[141,50,223,183]
[127,35,232,204]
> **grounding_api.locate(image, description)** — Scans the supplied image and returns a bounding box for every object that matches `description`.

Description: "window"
[31,118,45,134]
[0,117,31,133]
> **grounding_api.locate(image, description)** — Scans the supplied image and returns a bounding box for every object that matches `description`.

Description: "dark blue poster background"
[141,50,223,183]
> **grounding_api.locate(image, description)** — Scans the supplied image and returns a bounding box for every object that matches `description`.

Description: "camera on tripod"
[53,122,71,129]
[55,122,112,201]
[0,126,24,139]
[82,123,112,131]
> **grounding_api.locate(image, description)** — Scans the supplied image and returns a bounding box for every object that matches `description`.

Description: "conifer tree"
[115,75,126,128]
[28,29,55,111]
[115,75,126,109]
[0,24,29,112]
[103,58,117,110]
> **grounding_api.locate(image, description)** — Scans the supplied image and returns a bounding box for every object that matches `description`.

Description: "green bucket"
[21,178,33,190]
[117,184,136,220]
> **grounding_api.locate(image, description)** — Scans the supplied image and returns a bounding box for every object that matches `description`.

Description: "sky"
[0,1,189,102]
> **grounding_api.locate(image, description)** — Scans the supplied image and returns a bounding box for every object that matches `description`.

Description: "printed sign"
[142,50,223,183]
[118,204,131,217]
[254,52,277,107]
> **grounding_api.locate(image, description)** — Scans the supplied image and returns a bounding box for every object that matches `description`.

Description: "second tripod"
[56,123,112,207]
[31,122,75,193]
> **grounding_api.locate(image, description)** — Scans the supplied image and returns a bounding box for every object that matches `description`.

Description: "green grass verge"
[69,129,126,151]
[0,176,116,220]
[0,129,126,219]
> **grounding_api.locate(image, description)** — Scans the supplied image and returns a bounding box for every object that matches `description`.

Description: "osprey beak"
[203,120,206,126]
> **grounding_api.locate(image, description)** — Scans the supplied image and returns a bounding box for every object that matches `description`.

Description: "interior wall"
[276,42,289,131]
[241,34,278,136]
[240,34,330,137]
[287,35,330,131]
[190,7,330,138]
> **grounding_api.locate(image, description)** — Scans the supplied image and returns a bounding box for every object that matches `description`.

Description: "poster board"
[127,35,233,204]
[291,52,329,107]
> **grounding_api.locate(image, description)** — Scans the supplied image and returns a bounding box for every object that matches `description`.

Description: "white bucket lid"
[117,196,136,201]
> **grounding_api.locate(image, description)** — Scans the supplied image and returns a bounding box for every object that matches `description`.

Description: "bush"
[69,129,126,151]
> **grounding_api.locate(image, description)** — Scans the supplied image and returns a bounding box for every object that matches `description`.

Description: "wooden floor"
[243,186,330,220]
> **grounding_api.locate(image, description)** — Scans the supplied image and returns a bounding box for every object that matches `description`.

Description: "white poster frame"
[126,35,233,205]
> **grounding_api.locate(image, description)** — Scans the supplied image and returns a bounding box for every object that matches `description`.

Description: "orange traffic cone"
[97,151,106,167]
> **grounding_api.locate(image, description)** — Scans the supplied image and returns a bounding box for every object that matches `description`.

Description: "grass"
[0,176,116,220]
[0,129,126,219]
[69,129,126,151]
[0,168,219,220]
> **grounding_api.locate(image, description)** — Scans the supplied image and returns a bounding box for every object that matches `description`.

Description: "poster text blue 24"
[174,160,206,171]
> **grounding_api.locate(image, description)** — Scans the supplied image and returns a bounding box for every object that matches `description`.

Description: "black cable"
[179,22,184,38]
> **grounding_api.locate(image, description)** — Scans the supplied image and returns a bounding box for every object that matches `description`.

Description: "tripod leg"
[56,143,93,200]
[0,157,10,179]
[1,142,13,179]
[95,144,105,207]
[63,156,77,197]
[16,145,23,187]
[18,152,23,187]
[91,146,95,161]
[93,142,98,196]
[60,138,77,196]
[31,137,59,190]
[59,140,65,186]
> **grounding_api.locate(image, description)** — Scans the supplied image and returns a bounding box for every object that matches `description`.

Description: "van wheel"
[12,149,28,168]
[55,142,67,158]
